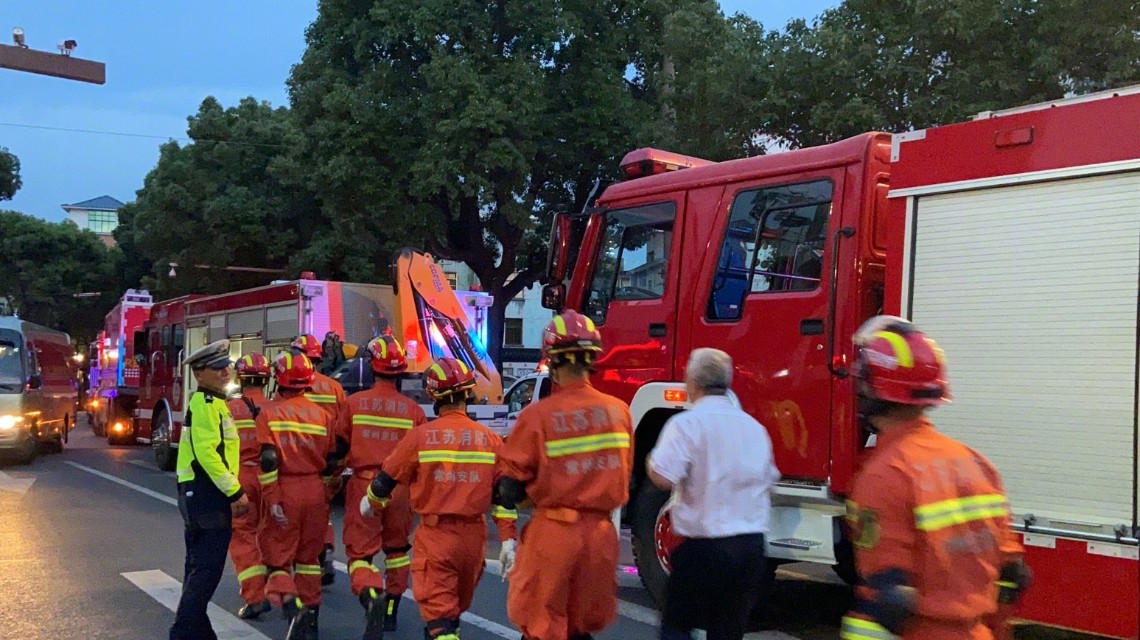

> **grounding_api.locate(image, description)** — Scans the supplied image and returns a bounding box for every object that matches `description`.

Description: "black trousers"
[170,480,234,640]
[660,533,767,640]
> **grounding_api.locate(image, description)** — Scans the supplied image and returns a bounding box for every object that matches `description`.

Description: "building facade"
[62,195,124,247]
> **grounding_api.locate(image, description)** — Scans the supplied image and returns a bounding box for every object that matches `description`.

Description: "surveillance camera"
[58,39,77,55]
[12,27,27,48]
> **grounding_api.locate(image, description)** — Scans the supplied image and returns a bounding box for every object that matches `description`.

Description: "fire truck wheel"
[631,482,672,607]
[153,412,177,472]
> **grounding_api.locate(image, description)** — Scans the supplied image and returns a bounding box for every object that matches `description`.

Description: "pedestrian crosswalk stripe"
[122,570,273,640]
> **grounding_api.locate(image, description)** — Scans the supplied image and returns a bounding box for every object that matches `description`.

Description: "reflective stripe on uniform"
[269,420,328,436]
[234,419,256,430]
[845,499,859,523]
[215,473,240,494]
[349,560,380,574]
[545,432,631,458]
[305,393,337,404]
[259,470,279,485]
[237,565,267,583]
[384,555,411,570]
[177,468,195,482]
[493,506,519,520]
[269,570,290,579]
[840,616,898,640]
[914,493,1008,532]
[353,415,414,429]
[418,450,496,464]
[366,485,390,507]
[295,564,323,576]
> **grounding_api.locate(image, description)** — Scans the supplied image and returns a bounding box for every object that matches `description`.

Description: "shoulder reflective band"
[418,450,496,464]
[545,432,631,458]
[914,493,1008,532]
[840,616,898,640]
[306,393,337,404]
[353,415,414,429]
[268,421,328,436]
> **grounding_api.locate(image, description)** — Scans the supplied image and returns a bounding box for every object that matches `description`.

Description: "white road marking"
[333,561,519,638]
[0,470,35,494]
[122,569,272,640]
[66,460,178,506]
[129,459,163,471]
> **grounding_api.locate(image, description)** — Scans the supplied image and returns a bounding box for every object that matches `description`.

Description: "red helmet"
[366,336,408,375]
[273,351,316,389]
[542,310,603,362]
[290,334,323,360]
[424,357,476,401]
[853,315,951,406]
[235,352,271,378]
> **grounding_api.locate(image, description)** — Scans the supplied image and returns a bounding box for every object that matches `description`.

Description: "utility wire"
[0,121,292,149]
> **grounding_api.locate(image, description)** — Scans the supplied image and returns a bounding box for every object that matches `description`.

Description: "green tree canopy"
[0,146,21,202]
[0,211,115,342]
[117,96,320,297]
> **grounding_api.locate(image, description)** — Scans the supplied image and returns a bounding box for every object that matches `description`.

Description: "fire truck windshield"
[583,202,676,324]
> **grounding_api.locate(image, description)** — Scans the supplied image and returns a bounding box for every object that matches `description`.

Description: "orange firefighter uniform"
[226,386,269,610]
[496,378,633,640]
[842,417,1026,640]
[338,377,426,597]
[305,370,347,580]
[255,393,335,609]
[370,408,518,637]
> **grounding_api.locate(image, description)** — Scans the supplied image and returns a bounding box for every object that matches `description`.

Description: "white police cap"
[185,339,232,371]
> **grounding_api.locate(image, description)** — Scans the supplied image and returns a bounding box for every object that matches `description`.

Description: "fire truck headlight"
[0,415,24,430]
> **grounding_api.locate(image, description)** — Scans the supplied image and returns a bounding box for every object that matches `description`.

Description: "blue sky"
[1,1,837,223]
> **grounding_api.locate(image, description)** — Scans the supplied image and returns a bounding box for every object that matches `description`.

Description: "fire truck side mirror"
[546,212,573,282]
[541,283,565,311]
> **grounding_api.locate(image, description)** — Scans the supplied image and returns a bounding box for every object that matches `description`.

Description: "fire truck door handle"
[649,323,667,338]
[800,318,824,335]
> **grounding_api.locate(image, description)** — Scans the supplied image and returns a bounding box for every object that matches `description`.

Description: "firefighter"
[336,336,425,637]
[226,352,273,619]
[362,357,520,640]
[494,310,633,640]
[291,333,349,586]
[841,316,1030,640]
[256,352,336,640]
[170,340,249,640]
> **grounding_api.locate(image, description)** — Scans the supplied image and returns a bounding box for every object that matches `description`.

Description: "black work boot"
[320,546,336,586]
[383,595,400,631]
[360,588,385,640]
[285,601,312,640]
[237,599,271,619]
[303,605,320,640]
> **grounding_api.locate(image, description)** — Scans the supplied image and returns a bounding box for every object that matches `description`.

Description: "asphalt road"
[0,418,1101,640]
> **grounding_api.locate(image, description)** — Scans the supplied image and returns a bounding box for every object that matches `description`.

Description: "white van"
[0,316,78,464]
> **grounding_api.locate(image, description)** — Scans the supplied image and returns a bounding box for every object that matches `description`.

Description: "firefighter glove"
[499,539,518,581]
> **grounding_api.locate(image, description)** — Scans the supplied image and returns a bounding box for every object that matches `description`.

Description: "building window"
[444,271,458,289]
[87,211,117,234]
[504,318,524,346]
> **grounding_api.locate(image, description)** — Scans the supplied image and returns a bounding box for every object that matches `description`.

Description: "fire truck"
[86,289,154,443]
[543,86,1140,638]
[131,250,505,472]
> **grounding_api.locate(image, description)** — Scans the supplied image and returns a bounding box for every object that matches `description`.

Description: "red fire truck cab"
[546,85,1140,637]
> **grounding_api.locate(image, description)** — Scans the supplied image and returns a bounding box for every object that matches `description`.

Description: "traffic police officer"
[170,339,250,640]
[841,316,1029,640]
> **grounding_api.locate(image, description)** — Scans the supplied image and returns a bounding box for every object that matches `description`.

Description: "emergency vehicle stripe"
[295,563,323,576]
[873,331,914,368]
[353,415,414,429]
[418,450,497,464]
[385,555,411,570]
[493,506,519,520]
[840,616,897,640]
[349,560,380,574]
[268,421,328,436]
[305,393,338,404]
[259,470,278,485]
[237,565,267,583]
[545,432,631,458]
[914,493,1008,532]
[234,419,256,430]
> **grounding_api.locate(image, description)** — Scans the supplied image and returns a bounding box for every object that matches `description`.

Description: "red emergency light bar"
[618,148,714,181]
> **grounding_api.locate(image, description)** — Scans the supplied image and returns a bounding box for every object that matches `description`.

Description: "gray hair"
[686,348,732,394]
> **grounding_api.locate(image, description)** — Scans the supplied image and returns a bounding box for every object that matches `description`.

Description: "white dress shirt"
[648,394,780,538]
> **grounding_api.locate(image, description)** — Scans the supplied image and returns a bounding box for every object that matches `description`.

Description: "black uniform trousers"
[660,533,767,640]
[170,478,233,640]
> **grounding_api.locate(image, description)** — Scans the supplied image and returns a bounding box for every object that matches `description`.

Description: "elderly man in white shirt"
[647,348,781,640]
